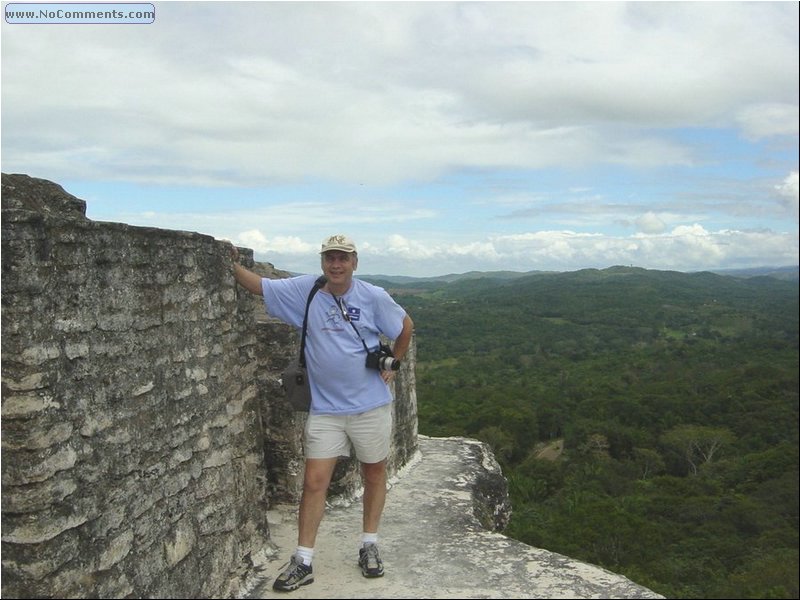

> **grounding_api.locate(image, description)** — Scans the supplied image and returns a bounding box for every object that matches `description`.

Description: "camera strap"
[299,276,327,368]
[333,295,371,354]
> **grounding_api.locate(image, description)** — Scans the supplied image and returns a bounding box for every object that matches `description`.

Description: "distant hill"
[362,264,799,290]
[411,265,798,324]
[361,270,550,287]
[707,265,798,281]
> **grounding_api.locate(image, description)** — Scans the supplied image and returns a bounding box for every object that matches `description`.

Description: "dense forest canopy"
[371,266,799,599]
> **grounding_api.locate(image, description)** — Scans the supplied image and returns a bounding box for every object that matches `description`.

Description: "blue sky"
[2,1,798,277]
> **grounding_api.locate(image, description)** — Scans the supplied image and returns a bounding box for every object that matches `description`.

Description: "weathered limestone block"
[469,440,513,532]
[1,173,272,598]
[0,173,87,217]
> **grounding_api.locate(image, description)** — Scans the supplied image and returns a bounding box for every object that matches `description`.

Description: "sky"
[2,1,798,277]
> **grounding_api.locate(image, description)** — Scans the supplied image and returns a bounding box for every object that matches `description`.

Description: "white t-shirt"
[262,275,407,415]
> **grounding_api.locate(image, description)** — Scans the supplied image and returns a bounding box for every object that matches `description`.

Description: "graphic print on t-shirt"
[323,304,345,331]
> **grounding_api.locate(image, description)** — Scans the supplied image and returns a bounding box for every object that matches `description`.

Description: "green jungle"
[372,266,799,599]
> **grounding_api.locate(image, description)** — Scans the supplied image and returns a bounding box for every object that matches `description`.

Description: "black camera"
[365,344,401,371]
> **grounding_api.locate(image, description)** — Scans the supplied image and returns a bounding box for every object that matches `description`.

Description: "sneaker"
[358,543,384,578]
[272,554,314,592]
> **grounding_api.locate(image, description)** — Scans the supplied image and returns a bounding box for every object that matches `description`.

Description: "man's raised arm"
[230,245,264,296]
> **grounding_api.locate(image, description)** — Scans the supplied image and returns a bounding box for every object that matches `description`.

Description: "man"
[231,234,414,592]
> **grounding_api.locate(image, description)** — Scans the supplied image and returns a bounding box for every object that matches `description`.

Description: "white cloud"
[635,212,668,234]
[3,2,796,277]
[343,226,796,276]
[736,104,800,139]
[237,230,314,255]
[384,235,438,259]
[237,229,269,253]
[775,171,799,218]
[2,2,796,186]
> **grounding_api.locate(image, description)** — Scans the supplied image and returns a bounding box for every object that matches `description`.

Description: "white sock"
[361,532,378,547]
[295,546,314,566]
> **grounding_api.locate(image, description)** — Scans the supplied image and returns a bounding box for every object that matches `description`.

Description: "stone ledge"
[247,436,663,599]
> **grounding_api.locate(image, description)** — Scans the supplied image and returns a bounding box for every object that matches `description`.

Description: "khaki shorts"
[304,403,393,463]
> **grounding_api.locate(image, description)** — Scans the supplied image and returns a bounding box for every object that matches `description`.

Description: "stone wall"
[1,173,419,598]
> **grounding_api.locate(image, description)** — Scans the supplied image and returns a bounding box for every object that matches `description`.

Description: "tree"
[631,447,666,480]
[661,425,737,475]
